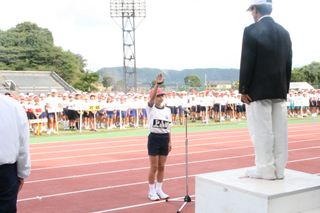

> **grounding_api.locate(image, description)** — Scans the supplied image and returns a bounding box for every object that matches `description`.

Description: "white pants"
[246,99,288,178]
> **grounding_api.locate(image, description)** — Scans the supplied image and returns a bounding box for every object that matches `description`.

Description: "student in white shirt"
[146,73,172,201]
[104,96,116,129]
[45,89,63,134]
[140,95,149,127]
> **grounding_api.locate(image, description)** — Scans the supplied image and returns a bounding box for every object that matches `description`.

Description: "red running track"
[18,123,320,213]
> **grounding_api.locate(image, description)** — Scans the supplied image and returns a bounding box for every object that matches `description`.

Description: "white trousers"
[246,99,288,178]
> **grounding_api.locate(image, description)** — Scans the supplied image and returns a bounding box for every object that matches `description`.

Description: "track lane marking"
[30,131,320,155]
[26,144,320,184]
[30,138,320,171]
[29,123,319,148]
[19,152,320,202]
[30,132,320,161]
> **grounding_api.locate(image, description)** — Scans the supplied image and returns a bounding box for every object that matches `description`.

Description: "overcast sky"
[0,0,319,71]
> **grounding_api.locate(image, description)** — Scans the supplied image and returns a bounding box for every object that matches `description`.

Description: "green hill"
[97,67,239,86]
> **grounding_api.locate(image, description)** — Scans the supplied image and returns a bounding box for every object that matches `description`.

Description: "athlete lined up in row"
[3,87,319,135]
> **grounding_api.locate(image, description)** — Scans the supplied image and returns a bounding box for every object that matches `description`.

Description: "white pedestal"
[196,168,320,213]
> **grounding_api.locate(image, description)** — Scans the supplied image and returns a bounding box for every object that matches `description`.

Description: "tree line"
[0,22,99,91]
[291,62,320,88]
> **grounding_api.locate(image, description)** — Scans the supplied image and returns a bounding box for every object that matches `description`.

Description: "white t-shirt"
[71,99,86,111]
[105,101,116,111]
[46,96,63,113]
[0,95,31,179]
[166,97,176,107]
[118,101,129,111]
[147,105,172,134]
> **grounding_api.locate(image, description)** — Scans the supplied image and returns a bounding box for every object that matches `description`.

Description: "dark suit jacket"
[239,16,292,102]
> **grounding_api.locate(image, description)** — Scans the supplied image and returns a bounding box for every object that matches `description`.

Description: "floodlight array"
[110,0,146,17]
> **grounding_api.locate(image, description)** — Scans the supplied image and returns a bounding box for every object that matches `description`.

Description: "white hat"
[248,0,272,10]
[51,88,58,93]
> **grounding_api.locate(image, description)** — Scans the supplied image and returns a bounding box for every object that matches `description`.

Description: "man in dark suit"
[239,0,292,180]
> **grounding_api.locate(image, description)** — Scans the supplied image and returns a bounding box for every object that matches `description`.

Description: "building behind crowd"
[0,70,76,94]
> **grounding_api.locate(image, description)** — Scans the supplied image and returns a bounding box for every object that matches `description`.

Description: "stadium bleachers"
[0,70,76,94]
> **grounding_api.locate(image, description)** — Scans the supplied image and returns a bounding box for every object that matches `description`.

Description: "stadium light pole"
[110,0,146,92]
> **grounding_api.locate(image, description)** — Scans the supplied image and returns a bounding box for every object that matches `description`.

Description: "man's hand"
[18,178,24,193]
[241,94,252,104]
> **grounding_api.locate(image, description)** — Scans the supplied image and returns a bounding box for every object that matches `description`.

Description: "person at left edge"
[146,73,172,201]
[0,94,31,213]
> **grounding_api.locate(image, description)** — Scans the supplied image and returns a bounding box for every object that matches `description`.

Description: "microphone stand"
[168,109,192,213]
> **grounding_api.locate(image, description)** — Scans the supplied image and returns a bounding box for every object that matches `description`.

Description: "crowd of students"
[2,88,320,135]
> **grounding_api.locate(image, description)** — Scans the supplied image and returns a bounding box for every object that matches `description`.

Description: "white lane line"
[27,148,253,183]
[30,130,249,149]
[30,138,320,171]
[27,166,151,184]
[30,134,251,155]
[288,156,320,163]
[30,137,254,161]
[29,140,320,163]
[91,195,196,213]
[18,175,190,202]
[30,131,320,155]
[19,153,320,202]
[26,144,320,184]
[29,124,319,149]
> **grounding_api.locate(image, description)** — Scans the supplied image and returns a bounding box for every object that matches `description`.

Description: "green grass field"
[30,116,320,144]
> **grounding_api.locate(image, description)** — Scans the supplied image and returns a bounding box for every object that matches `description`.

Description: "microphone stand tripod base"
[177,195,192,213]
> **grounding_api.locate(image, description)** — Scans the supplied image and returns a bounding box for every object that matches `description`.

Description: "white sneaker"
[148,192,160,201]
[47,129,52,135]
[156,190,169,199]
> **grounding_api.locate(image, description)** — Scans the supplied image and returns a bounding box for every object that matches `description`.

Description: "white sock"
[155,182,163,192]
[149,184,156,194]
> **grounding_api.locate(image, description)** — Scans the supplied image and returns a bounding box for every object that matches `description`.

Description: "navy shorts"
[106,111,114,119]
[141,109,147,118]
[47,112,56,119]
[116,110,127,118]
[130,109,137,117]
[196,105,201,113]
[200,106,206,112]
[178,106,184,115]
[169,106,178,115]
[88,111,95,118]
[310,100,317,107]
[148,133,169,156]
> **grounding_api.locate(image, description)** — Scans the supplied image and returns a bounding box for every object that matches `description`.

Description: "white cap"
[51,88,58,93]
[248,0,272,10]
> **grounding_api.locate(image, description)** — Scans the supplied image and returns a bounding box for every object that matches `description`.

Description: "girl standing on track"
[147,73,172,201]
